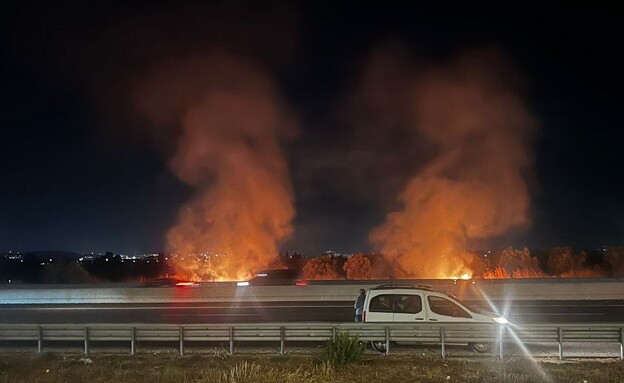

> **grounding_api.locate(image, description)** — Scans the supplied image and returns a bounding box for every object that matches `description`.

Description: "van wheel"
[370,341,387,353]
[469,342,492,353]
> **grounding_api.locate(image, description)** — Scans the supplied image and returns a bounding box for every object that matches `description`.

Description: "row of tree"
[297,247,624,280]
[2,247,623,283]
[0,254,170,284]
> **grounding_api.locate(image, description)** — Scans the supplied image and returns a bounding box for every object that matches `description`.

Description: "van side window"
[427,296,472,318]
[394,295,422,314]
[369,294,393,312]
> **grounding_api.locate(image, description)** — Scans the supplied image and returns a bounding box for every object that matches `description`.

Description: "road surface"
[1,300,623,324]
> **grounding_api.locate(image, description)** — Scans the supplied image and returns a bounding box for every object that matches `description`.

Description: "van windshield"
[458,300,483,314]
[443,292,483,314]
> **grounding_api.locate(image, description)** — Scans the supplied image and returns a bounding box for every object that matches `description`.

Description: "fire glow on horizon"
[135,50,537,282]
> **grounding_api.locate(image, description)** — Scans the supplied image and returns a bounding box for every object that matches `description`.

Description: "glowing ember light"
[450,272,472,280]
[175,282,197,287]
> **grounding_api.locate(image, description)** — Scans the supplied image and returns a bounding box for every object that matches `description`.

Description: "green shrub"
[320,332,364,366]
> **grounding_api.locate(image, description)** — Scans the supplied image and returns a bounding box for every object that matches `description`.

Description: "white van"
[362,284,507,353]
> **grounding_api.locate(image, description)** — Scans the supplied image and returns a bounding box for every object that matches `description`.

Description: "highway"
[1,299,623,324]
[2,280,624,325]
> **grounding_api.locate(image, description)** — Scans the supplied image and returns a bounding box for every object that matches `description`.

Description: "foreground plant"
[320,332,365,366]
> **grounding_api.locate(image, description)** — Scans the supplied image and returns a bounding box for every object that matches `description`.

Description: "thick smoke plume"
[134,53,296,281]
[365,50,537,278]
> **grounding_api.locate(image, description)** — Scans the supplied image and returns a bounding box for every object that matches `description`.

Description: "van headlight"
[492,316,508,324]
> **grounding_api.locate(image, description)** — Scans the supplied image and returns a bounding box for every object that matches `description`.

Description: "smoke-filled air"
[134,53,296,281]
[368,51,537,278]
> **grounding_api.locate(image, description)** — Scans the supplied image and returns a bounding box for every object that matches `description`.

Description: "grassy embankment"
[1,352,623,383]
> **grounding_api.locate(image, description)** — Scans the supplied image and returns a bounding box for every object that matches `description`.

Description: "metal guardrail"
[1,322,622,360]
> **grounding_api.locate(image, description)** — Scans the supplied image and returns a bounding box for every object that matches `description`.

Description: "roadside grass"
[0,352,622,382]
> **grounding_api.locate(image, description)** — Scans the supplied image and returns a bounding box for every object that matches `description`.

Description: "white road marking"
[509,304,624,307]
[511,313,604,316]
[163,313,258,317]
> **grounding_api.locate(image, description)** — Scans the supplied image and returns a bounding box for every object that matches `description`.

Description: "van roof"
[370,284,451,296]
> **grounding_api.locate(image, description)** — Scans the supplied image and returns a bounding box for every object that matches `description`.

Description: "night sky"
[1,2,622,255]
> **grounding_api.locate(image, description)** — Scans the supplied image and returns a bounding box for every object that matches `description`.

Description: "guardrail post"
[84,327,89,357]
[179,326,184,356]
[440,327,445,359]
[280,326,285,355]
[130,327,136,355]
[619,327,623,360]
[0,321,621,360]
[37,325,43,353]
[498,325,504,360]
[557,327,563,360]
[385,326,390,356]
[229,327,234,355]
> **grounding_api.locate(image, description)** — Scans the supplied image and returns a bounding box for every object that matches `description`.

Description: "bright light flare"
[474,286,510,320]
[474,285,550,381]
[236,281,250,287]
[506,327,552,382]
[492,316,509,324]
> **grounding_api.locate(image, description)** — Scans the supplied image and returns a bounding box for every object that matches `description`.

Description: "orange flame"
[135,53,296,281]
[364,50,536,278]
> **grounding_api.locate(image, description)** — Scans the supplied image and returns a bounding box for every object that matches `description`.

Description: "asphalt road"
[1,300,623,324]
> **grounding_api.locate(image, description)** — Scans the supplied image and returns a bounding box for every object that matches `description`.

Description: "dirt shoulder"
[0,352,622,382]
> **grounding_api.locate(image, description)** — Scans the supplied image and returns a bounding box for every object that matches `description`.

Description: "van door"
[365,293,394,322]
[392,292,426,322]
[425,294,474,322]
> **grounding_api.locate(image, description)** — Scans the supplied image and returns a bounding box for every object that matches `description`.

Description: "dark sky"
[1,2,623,255]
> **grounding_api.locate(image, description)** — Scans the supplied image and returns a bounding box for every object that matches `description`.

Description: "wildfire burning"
[364,50,537,278]
[133,49,541,281]
[74,4,618,283]
[135,53,296,281]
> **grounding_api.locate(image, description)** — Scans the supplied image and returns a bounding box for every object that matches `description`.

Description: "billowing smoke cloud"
[361,50,537,278]
[134,53,296,280]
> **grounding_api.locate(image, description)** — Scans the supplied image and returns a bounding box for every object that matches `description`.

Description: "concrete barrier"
[1,279,624,304]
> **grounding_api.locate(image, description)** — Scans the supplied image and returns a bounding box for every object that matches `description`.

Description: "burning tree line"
[2,247,624,283]
[296,247,624,280]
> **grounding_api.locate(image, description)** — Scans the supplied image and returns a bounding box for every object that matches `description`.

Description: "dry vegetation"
[0,352,622,383]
